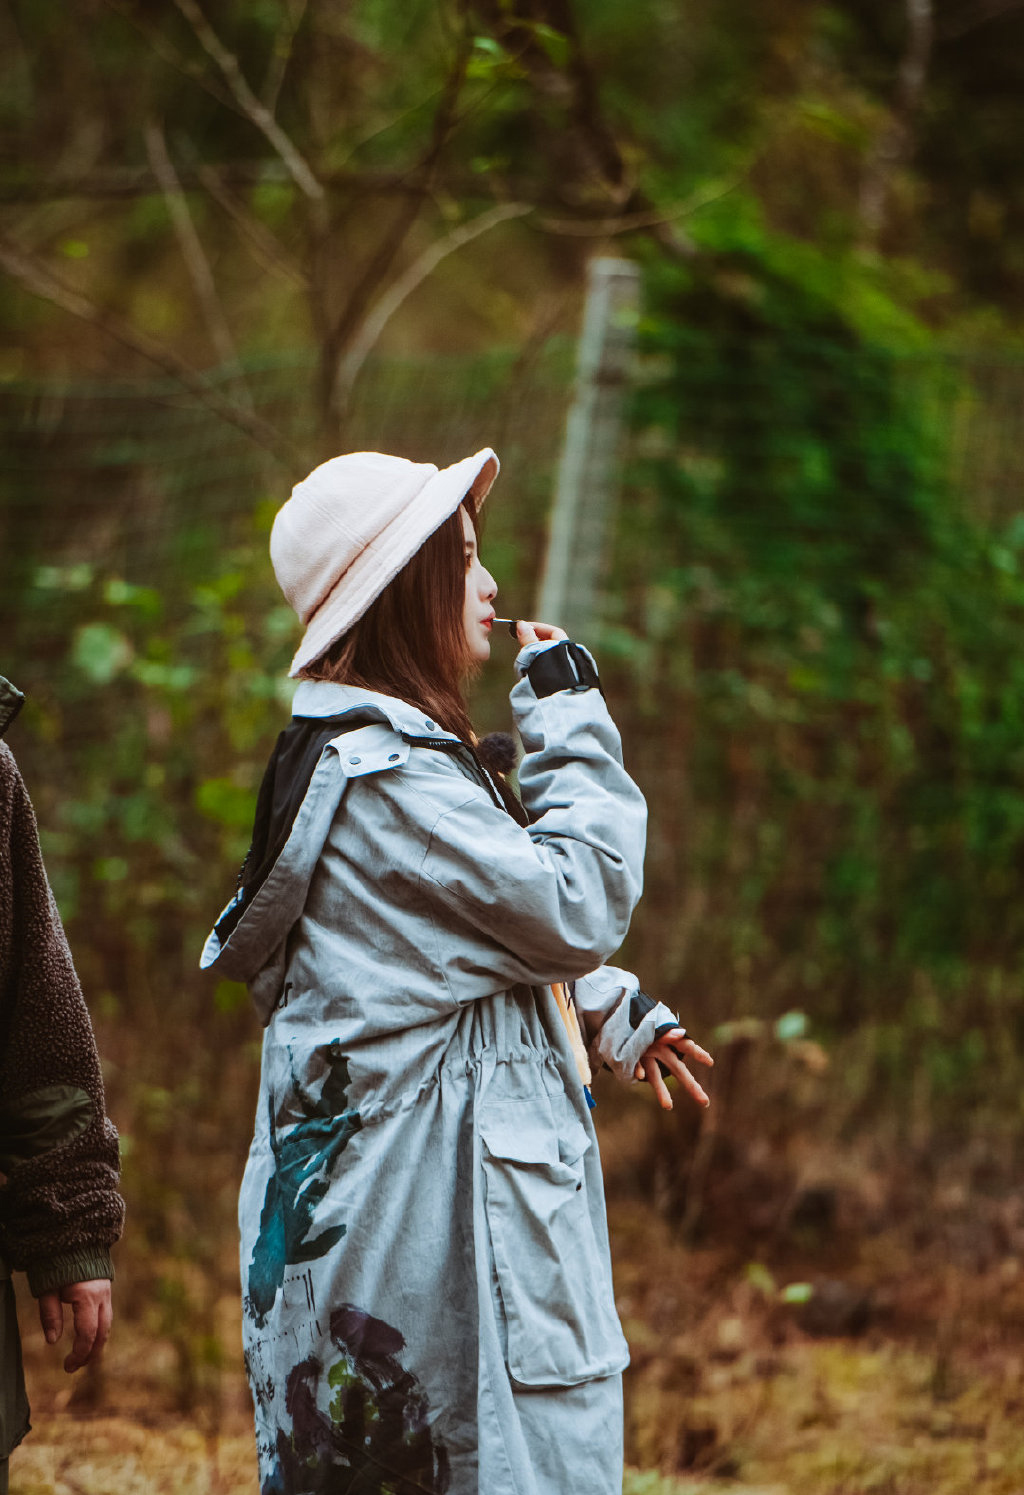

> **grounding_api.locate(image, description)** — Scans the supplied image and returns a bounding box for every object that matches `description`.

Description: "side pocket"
[478,1099,629,1388]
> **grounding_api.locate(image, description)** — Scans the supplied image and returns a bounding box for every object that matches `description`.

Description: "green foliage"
[617,246,1024,1110]
[195,776,258,831]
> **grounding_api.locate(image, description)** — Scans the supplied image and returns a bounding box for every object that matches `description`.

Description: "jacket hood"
[201,683,457,1020]
[288,680,460,739]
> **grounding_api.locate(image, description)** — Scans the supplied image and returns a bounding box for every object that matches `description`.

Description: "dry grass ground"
[13,1323,1024,1495]
[12,1221,1024,1495]
[11,1085,1024,1494]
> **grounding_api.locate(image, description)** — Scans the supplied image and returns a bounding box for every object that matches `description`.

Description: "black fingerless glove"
[630,990,682,1077]
[526,641,603,698]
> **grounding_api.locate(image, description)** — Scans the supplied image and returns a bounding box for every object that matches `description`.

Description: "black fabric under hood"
[213,710,379,949]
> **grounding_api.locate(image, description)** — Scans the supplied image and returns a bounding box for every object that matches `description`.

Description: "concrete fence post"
[535,256,641,638]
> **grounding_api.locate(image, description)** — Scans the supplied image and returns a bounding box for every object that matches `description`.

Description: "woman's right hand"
[634,1030,714,1111]
[515,620,569,647]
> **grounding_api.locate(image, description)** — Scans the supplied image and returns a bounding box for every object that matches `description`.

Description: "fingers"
[636,1038,713,1110]
[39,1280,114,1371]
[62,1281,113,1374]
[515,620,569,646]
[674,1062,711,1109]
[38,1291,63,1346]
[664,1030,715,1069]
[641,1054,675,1110]
[656,1046,711,1108]
[84,1290,113,1372]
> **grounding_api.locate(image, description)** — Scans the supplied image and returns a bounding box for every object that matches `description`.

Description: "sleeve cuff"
[514,638,564,677]
[28,1248,114,1298]
[572,968,681,1081]
[596,998,680,1082]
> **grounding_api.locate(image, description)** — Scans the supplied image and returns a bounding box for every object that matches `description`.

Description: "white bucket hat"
[271,448,500,677]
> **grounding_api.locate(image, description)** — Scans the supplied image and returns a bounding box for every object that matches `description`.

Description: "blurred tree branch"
[334,200,532,413]
[0,0,703,454]
[858,0,934,249]
[261,0,308,114]
[144,120,249,384]
[0,231,297,466]
[537,175,746,239]
[171,0,324,203]
[101,0,245,121]
[196,166,308,290]
[314,13,476,438]
[470,0,695,259]
[0,164,436,205]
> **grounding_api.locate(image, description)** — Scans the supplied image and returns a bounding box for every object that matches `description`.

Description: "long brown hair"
[297,496,478,741]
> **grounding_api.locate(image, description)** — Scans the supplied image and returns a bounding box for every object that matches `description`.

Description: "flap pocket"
[479,1105,591,1170]
[478,1097,626,1388]
[557,1113,590,1167]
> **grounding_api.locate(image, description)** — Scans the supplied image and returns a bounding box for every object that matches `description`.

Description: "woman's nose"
[482,568,497,601]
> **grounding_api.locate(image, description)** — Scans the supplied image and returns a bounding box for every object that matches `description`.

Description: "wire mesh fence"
[0,341,575,621]
[4,332,1024,1413]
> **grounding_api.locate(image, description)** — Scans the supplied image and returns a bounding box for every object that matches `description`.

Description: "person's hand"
[635,1029,714,1111]
[38,1279,112,1373]
[515,620,569,647]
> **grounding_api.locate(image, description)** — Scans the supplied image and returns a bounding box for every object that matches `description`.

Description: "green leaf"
[776,1010,809,1042]
[526,21,569,68]
[36,563,93,592]
[104,578,163,618]
[71,622,133,684]
[781,1281,814,1304]
[744,1262,776,1296]
[132,660,197,692]
[195,777,256,831]
[467,34,522,82]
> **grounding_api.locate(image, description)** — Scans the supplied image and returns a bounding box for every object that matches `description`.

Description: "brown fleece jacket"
[0,739,124,1295]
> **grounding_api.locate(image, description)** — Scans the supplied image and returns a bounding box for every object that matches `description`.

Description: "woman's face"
[461,506,498,664]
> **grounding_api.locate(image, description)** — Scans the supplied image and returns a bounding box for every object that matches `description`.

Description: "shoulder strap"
[217,711,379,947]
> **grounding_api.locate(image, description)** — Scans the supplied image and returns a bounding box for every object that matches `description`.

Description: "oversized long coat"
[202,661,676,1495]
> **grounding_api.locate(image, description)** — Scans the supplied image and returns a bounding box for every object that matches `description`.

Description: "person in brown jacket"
[0,675,125,1490]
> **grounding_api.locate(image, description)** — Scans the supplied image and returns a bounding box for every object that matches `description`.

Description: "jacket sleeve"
[0,743,125,1296]
[573,965,680,1082]
[412,669,648,990]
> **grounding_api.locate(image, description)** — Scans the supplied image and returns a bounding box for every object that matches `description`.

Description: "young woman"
[202,448,712,1495]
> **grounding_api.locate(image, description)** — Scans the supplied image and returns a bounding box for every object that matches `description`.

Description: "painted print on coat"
[247,1044,362,1327]
[262,1303,450,1495]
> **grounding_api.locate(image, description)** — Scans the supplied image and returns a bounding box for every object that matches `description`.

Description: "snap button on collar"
[349,756,362,765]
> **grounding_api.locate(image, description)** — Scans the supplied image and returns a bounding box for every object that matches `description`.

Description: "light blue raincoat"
[201,657,677,1495]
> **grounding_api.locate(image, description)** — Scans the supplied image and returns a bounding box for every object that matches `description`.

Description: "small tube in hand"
[492,618,520,639]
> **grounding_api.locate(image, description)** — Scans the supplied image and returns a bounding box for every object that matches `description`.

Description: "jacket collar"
[0,677,25,740]
[289,680,460,741]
